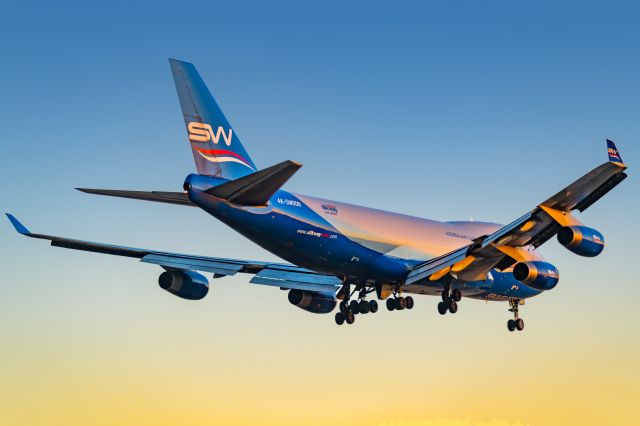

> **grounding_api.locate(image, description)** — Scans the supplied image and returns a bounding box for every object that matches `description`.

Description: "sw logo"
[188,122,233,146]
[608,147,620,159]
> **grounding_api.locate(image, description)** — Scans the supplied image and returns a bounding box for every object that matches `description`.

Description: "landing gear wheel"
[349,300,360,314]
[451,289,462,302]
[508,299,524,332]
[369,300,379,313]
[437,301,448,315]
[448,300,458,314]
[339,300,349,314]
[335,312,345,325]
[396,297,406,310]
[386,298,396,311]
[359,299,370,314]
[405,296,414,310]
[345,310,355,324]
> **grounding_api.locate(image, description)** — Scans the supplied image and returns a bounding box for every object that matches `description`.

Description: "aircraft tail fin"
[169,59,257,179]
[206,160,302,206]
[607,139,625,166]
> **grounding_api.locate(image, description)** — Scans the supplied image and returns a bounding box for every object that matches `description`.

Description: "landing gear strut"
[438,282,461,315]
[507,299,525,332]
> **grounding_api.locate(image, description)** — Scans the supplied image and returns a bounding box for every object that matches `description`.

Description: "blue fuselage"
[186,174,542,301]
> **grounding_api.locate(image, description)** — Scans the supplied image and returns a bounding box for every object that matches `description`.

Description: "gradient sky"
[1,1,639,425]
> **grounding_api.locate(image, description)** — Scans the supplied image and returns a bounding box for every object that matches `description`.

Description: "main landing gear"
[385,294,414,312]
[335,284,414,325]
[507,299,525,332]
[334,288,379,326]
[437,285,461,315]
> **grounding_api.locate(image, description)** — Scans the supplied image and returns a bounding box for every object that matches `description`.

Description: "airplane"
[6,59,629,332]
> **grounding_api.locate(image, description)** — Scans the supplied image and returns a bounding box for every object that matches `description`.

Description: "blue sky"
[0,1,638,425]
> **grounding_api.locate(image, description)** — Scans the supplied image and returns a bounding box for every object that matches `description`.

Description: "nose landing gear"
[507,299,525,332]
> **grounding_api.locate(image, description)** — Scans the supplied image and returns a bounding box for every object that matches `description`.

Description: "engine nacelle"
[158,270,209,300]
[557,226,605,257]
[513,261,559,291]
[287,289,336,314]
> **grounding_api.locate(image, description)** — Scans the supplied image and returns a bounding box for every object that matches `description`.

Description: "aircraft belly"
[402,270,542,300]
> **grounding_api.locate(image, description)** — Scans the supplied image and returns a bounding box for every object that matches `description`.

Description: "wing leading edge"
[406,140,628,285]
[5,214,341,295]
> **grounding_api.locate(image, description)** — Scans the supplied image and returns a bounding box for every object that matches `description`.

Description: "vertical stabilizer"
[607,139,624,165]
[169,59,257,179]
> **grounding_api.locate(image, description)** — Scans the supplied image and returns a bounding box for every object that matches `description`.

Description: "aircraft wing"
[5,214,342,295]
[406,140,628,284]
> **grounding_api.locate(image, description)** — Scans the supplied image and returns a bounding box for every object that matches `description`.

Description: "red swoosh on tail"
[194,148,252,165]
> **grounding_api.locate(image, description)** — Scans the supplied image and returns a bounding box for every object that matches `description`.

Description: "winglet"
[6,213,31,235]
[607,139,625,165]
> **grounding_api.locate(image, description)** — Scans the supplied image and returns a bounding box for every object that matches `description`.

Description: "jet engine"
[287,289,336,314]
[557,226,605,257]
[158,270,209,300]
[513,261,559,291]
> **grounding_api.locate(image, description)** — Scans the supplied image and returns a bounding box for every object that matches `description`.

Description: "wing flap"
[141,253,244,275]
[250,268,342,294]
[541,162,625,211]
[406,247,470,284]
[573,170,627,212]
[51,238,148,257]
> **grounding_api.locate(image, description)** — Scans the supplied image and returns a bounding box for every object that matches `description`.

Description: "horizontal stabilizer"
[207,160,302,206]
[77,188,194,206]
